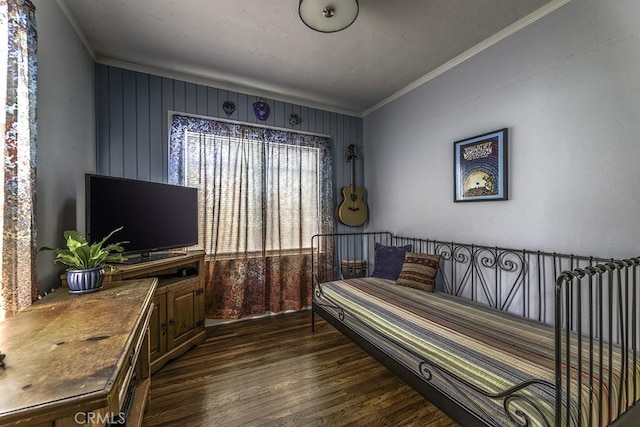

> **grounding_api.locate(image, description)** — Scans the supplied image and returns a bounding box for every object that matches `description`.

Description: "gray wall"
[34,0,96,293]
[95,65,364,232]
[364,0,640,259]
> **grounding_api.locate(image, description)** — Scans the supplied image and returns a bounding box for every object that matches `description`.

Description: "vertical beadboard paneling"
[196,85,207,116]
[95,64,364,228]
[108,67,124,177]
[136,72,150,181]
[306,107,316,133]
[322,110,331,135]
[174,80,186,113]
[161,78,174,182]
[185,82,197,114]
[207,87,218,117]
[284,103,294,130]
[232,91,240,121]
[237,92,249,123]
[273,100,285,128]
[317,109,326,134]
[95,64,110,174]
[299,105,308,133]
[122,69,137,179]
[148,75,163,183]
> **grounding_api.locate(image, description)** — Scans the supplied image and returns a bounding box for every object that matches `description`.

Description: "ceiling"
[57,0,563,116]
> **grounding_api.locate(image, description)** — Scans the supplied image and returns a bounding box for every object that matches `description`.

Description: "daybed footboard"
[311,232,640,427]
[556,260,640,426]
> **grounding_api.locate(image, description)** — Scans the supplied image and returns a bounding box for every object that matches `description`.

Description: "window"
[170,114,333,258]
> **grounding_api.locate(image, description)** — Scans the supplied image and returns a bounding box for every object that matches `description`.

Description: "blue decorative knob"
[253,98,270,121]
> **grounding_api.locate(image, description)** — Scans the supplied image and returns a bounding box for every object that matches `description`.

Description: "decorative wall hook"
[222,101,235,116]
[253,98,270,121]
[289,114,301,126]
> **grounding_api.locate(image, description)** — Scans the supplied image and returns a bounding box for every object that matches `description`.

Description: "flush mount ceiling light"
[299,0,359,33]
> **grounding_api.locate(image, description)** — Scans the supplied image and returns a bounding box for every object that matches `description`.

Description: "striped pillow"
[396,252,441,292]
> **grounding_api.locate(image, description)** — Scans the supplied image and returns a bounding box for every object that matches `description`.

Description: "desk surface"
[0,278,156,424]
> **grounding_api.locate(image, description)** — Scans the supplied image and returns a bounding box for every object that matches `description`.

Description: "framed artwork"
[453,128,508,202]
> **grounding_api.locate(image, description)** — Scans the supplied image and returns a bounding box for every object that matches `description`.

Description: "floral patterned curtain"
[170,114,335,319]
[0,0,38,321]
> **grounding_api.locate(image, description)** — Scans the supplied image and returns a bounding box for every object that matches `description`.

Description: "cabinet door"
[194,278,205,332]
[150,294,167,362]
[167,278,199,351]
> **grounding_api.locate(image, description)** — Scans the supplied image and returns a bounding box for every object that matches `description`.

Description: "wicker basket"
[340,259,367,279]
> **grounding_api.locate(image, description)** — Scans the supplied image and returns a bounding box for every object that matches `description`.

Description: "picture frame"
[453,128,508,202]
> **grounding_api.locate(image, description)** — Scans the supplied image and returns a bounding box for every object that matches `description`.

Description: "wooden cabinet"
[0,278,156,426]
[103,251,207,374]
[150,275,205,373]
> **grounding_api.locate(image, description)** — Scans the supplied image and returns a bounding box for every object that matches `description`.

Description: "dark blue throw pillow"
[371,243,413,280]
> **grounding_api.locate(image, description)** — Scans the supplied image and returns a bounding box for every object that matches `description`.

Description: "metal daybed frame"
[310,232,640,427]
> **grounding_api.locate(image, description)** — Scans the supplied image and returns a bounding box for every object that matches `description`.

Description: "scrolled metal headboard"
[311,231,609,325]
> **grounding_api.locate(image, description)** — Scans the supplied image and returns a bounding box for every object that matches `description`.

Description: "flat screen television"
[85,174,198,263]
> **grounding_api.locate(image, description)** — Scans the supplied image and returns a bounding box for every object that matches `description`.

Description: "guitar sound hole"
[350,194,357,202]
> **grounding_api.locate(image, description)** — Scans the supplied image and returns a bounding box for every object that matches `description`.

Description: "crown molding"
[95,57,363,118]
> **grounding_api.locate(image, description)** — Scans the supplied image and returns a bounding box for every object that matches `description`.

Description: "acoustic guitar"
[336,144,368,227]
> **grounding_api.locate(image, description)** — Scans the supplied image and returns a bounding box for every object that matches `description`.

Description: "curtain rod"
[168,110,332,139]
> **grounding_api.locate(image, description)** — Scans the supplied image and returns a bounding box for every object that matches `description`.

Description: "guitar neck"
[351,156,356,192]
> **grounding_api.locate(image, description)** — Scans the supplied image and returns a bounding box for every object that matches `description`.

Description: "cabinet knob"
[169,319,175,326]
[161,323,167,335]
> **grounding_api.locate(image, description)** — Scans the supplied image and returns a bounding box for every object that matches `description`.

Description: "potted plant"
[41,227,128,294]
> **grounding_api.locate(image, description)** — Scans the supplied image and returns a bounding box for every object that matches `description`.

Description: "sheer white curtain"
[170,114,334,319]
[183,130,321,256]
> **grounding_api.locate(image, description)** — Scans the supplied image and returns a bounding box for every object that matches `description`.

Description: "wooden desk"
[0,278,156,426]
[60,251,207,374]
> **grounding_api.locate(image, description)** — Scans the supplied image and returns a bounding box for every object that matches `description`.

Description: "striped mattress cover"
[314,277,640,427]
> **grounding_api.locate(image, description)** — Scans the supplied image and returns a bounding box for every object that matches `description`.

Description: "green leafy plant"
[40,227,128,271]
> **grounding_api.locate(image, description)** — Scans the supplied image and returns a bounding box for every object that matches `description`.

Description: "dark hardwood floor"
[142,310,459,427]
